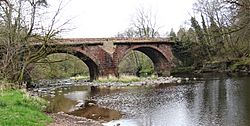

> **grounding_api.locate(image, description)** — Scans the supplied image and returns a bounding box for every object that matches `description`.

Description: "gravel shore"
[48,112,104,126]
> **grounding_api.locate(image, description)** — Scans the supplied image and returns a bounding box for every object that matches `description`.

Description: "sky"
[48,0,196,38]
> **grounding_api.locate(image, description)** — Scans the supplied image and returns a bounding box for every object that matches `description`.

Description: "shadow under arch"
[119,45,171,76]
[29,48,99,82]
[73,51,99,81]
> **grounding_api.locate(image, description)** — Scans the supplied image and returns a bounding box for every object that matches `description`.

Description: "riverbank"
[30,76,197,97]
[0,90,51,126]
[48,112,103,126]
[172,58,250,75]
[0,87,105,126]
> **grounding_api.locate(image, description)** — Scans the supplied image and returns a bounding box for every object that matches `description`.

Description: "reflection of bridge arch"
[114,43,173,76]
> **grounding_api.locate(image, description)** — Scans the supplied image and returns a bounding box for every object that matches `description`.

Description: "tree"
[192,0,250,58]
[169,28,177,41]
[0,0,66,86]
[117,7,160,38]
[116,7,160,76]
[172,0,250,70]
[226,0,250,57]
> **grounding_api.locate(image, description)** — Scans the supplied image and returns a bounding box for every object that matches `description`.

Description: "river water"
[43,74,250,126]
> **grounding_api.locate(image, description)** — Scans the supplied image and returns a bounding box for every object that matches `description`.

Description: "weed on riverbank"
[95,75,158,83]
[0,90,52,126]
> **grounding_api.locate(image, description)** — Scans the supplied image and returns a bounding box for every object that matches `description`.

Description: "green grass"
[95,75,157,83]
[70,75,90,80]
[0,90,52,126]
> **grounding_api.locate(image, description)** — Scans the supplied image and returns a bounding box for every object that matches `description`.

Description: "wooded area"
[173,0,250,69]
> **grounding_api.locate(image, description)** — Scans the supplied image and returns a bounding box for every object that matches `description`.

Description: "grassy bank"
[96,75,157,83]
[172,57,250,75]
[0,90,52,126]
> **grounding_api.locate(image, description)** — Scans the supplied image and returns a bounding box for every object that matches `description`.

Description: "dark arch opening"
[73,51,99,81]
[135,47,171,76]
[30,51,99,82]
[119,46,170,77]
[118,51,154,77]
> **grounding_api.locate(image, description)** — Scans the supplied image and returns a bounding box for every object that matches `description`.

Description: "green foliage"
[118,51,154,77]
[173,0,250,70]
[31,53,89,80]
[191,17,205,44]
[139,67,154,77]
[171,66,195,74]
[0,90,51,126]
[172,28,197,66]
[230,58,250,71]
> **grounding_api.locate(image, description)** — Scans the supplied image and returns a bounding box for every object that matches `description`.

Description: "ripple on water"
[42,76,250,126]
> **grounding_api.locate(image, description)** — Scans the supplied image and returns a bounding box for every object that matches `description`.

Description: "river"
[42,74,250,126]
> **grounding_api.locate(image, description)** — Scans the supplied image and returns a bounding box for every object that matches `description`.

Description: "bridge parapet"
[56,37,173,44]
[29,37,173,46]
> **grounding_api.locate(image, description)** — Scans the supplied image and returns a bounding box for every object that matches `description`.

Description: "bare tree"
[116,7,160,76]
[0,0,67,87]
[131,7,160,38]
[117,7,160,38]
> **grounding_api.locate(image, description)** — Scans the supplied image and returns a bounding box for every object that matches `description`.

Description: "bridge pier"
[154,63,172,76]
[99,67,118,78]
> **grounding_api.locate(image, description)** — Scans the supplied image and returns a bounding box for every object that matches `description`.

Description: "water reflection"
[94,76,250,126]
[43,76,250,126]
[44,86,90,113]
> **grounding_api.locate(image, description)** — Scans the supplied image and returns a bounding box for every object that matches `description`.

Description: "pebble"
[88,103,96,106]
[185,78,189,81]
[77,120,85,124]
[48,113,103,126]
[75,102,84,107]
[50,94,55,97]
[57,111,64,114]
[177,79,182,83]
[50,91,55,94]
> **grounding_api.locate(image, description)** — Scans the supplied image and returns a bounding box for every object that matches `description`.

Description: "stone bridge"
[36,38,175,80]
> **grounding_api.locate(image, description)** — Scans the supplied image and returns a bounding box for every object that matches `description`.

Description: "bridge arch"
[46,47,99,81]
[28,47,100,81]
[114,44,173,76]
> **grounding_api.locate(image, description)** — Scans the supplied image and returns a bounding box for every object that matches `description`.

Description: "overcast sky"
[48,0,196,38]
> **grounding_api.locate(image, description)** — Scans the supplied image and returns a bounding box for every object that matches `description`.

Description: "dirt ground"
[47,112,104,126]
